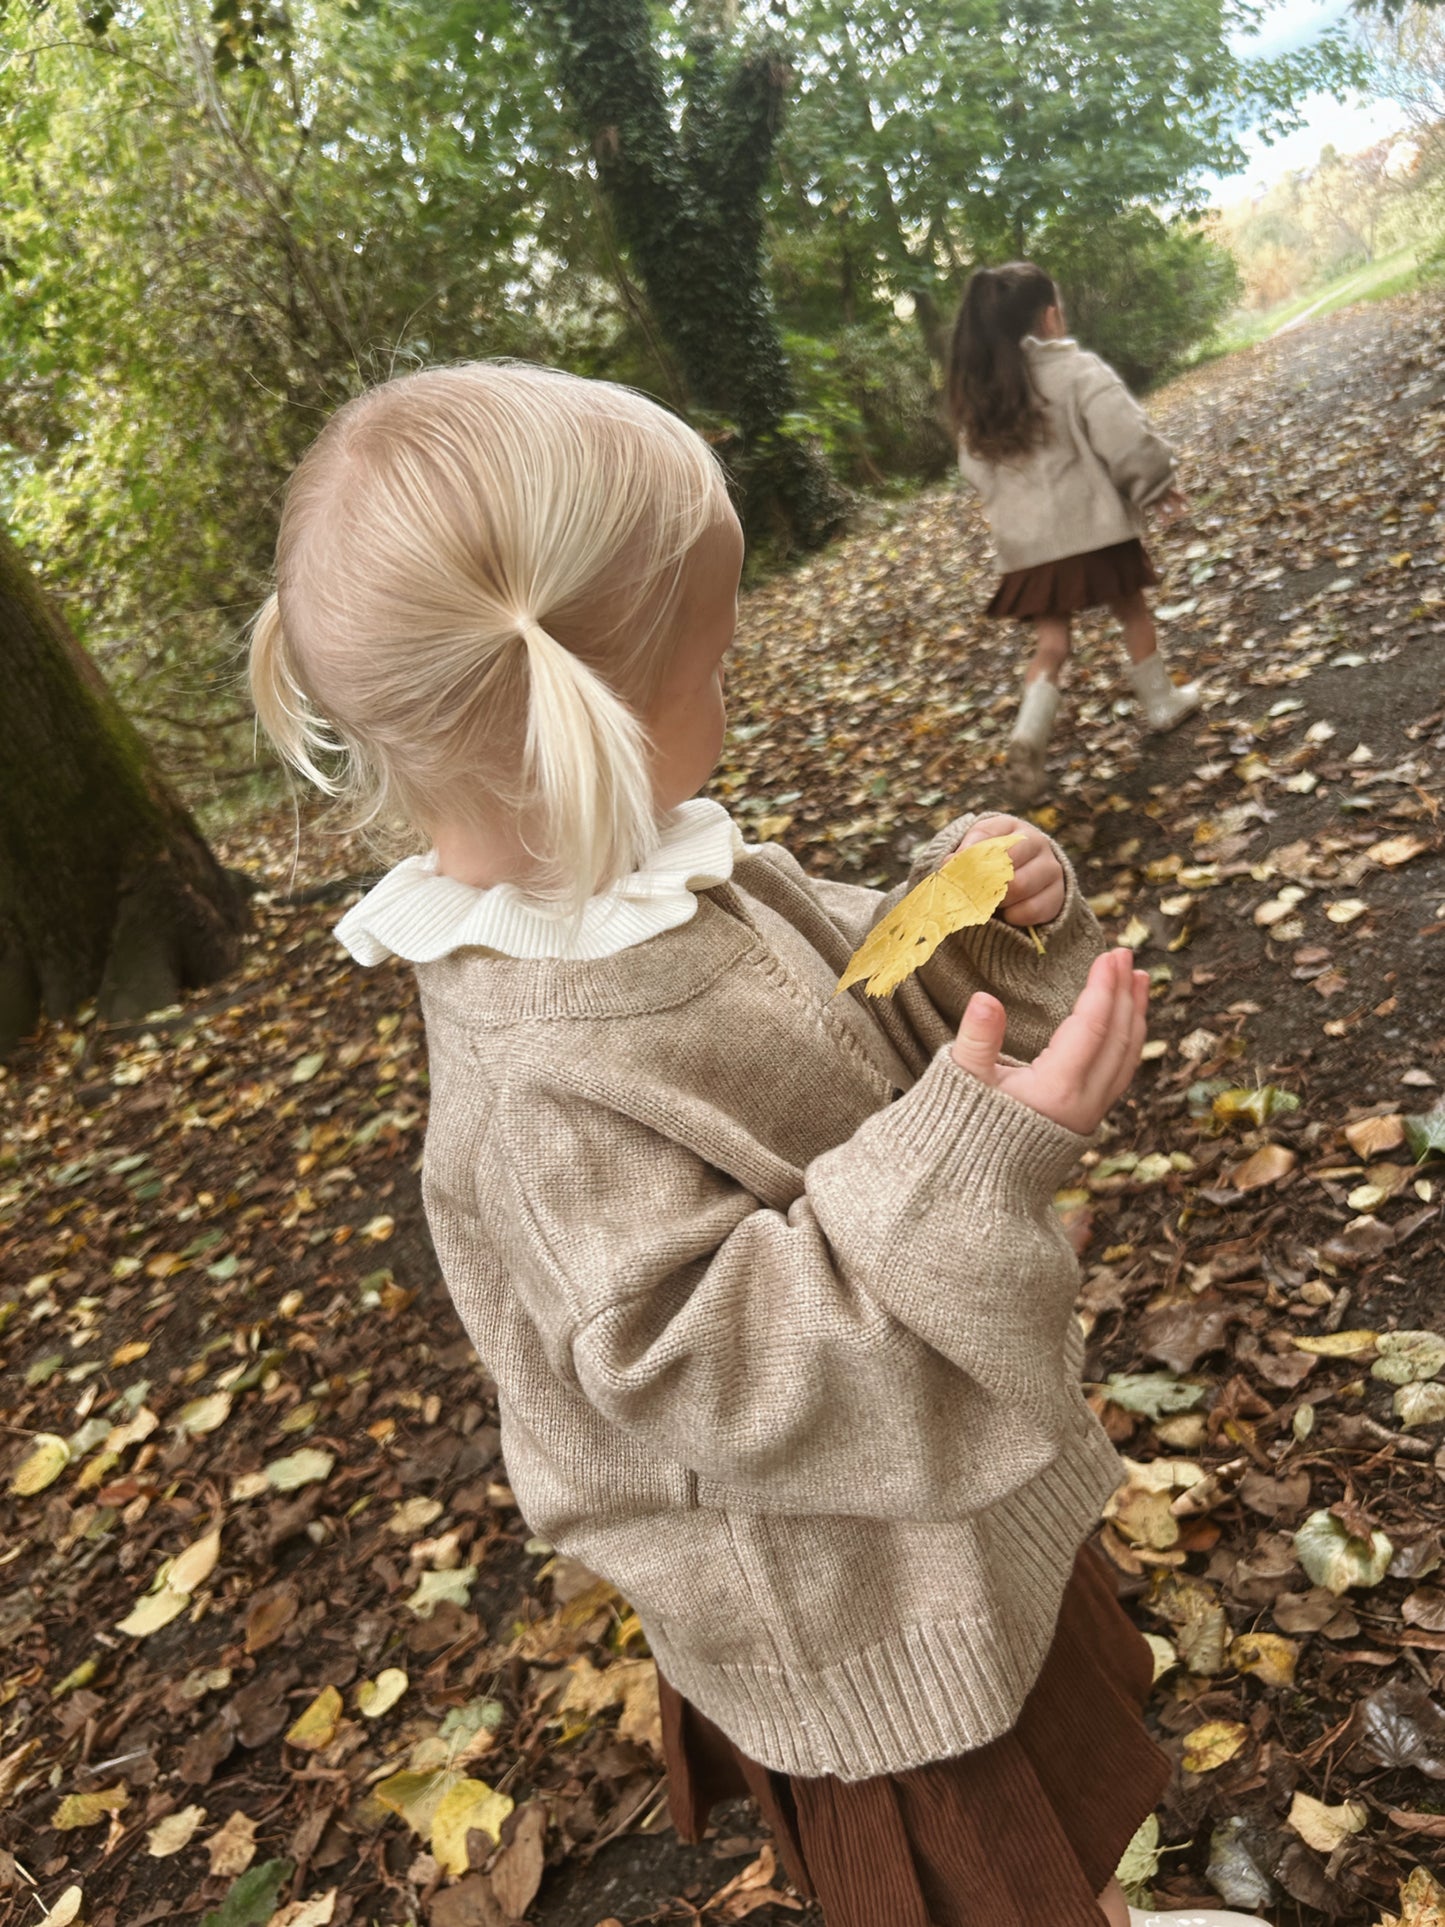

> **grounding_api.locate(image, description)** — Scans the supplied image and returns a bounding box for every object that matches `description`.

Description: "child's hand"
[950,948,1148,1135]
[1154,487,1189,525]
[955,813,1065,927]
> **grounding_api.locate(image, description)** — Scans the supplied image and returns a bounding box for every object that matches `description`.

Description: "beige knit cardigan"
[957,336,1177,573]
[415,820,1124,1779]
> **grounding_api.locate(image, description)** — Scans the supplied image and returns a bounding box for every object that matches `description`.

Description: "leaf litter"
[1,298,1443,1924]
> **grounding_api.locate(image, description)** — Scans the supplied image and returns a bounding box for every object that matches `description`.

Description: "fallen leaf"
[285,1687,342,1752]
[1375,1865,1445,1927]
[8,1433,70,1497]
[147,1804,207,1856]
[43,1889,84,1927]
[177,1392,233,1436]
[1294,1510,1393,1592]
[1183,1719,1249,1772]
[1099,1372,1206,1420]
[1404,1111,1445,1163]
[245,1586,299,1654]
[1372,1331,1445,1386]
[1293,1330,1379,1356]
[52,1784,129,1829]
[406,1567,477,1618]
[1231,1631,1299,1688]
[1228,1143,1297,1191]
[263,1450,334,1492]
[1288,1790,1368,1853]
[206,1810,259,1878]
[1325,898,1369,924]
[1116,1814,1162,1904]
[116,1588,190,1638]
[200,1859,293,1927]
[1367,834,1429,868]
[170,1526,223,1595]
[1213,1085,1300,1128]
[266,1894,336,1927]
[1358,1680,1445,1779]
[837,834,1023,997]
[355,1669,409,1719]
[1346,1114,1406,1158]
[1395,1382,1445,1427]
[489,1801,547,1919]
[430,1778,514,1878]
[1402,1590,1445,1633]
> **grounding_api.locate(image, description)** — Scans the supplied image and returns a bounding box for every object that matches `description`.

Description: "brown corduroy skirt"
[986,538,1159,620]
[660,1546,1169,1927]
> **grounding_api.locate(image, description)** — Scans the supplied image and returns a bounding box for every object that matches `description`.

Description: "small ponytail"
[248,591,347,796]
[946,260,1059,461]
[516,617,658,905]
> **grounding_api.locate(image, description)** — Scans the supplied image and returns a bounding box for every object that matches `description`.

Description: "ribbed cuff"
[881,1045,1088,1197]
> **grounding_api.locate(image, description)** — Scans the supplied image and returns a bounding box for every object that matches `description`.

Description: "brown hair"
[946,262,1060,462]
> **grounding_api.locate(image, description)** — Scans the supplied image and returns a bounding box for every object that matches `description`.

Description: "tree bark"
[549,0,845,549]
[0,529,248,1054]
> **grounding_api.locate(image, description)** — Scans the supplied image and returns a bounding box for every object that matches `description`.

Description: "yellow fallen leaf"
[355,1668,409,1719]
[1228,1143,1297,1191]
[168,1527,222,1596]
[285,1685,343,1752]
[375,1767,466,1839]
[837,834,1024,998]
[146,1804,207,1857]
[111,1340,150,1367]
[9,1434,70,1497]
[1325,898,1369,924]
[1376,1866,1445,1927]
[430,1778,514,1878]
[176,1392,232,1436]
[1182,1720,1249,1773]
[1116,1814,1162,1903]
[116,1589,190,1638]
[267,1895,337,1927]
[556,1656,663,1754]
[1293,1330,1379,1356]
[44,1887,83,1927]
[53,1784,129,1830]
[1231,1632,1298,1688]
[1289,1790,1367,1854]
[1143,1634,1178,1683]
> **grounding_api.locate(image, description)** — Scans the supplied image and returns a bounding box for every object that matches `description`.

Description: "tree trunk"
[0,529,248,1054]
[549,0,845,549]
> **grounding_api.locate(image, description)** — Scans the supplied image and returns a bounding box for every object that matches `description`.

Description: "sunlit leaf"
[1183,1720,1249,1772]
[53,1784,129,1829]
[147,1804,207,1857]
[355,1669,408,1719]
[430,1777,514,1877]
[1288,1791,1367,1854]
[285,1686,342,1752]
[9,1433,70,1496]
[116,1588,190,1637]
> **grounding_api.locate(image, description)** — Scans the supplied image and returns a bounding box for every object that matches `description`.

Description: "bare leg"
[1096,1876,1131,1927]
[1026,613,1072,682]
[1110,592,1158,666]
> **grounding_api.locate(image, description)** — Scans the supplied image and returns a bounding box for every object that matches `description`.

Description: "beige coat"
[415,817,1122,1780]
[958,337,1176,573]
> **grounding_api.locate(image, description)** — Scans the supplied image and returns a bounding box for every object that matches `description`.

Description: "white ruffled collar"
[334,798,746,966]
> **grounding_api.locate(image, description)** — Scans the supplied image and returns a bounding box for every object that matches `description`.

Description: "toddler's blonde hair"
[249,362,729,905]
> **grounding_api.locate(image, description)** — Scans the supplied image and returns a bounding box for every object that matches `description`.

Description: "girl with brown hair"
[950,262,1202,800]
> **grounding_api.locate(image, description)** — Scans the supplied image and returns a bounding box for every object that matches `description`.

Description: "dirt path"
[1,295,1442,1927]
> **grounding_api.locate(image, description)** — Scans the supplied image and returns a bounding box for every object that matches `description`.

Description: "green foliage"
[0,1,608,736]
[1038,214,1244,389]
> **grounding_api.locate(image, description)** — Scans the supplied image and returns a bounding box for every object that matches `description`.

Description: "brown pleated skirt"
[660,1546,1169,1927]
[986,538,1159,620]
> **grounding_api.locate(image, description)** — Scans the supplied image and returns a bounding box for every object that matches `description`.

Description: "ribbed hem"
[883,1047,1088,1197]
[645,1434,1123,1781]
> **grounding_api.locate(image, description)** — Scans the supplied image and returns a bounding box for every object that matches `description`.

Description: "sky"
[1207,0,1406,203]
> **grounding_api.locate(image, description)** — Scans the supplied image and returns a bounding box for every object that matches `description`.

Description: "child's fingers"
[950,991,1007,1083]
[1104,969,1150,1107]
[1046,951,1135,1101]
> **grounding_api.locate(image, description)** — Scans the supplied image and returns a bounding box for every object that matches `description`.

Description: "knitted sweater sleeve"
[1074,352,1176,509]
[494,1051,1093,1523]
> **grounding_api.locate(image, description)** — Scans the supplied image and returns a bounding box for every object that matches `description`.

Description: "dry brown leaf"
[1228,1143,1297,1191]
[1289,1790,1367,1853]
[837,834,1023,998]
[206,1808,258,1878]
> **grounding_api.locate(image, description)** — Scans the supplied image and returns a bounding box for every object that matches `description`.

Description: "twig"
[579,1774,666,1861]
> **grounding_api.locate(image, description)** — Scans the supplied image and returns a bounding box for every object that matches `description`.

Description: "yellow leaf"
[53,1784,129,1830]
[110,1340,150,1367]
[1293,1330,1379,1356]
[1116,1814,1162,1904]
[374,1767,465,1839]
[176,1392,232,1436]
[1143,1634,1178,1683]
[355,1669,409,1719]
[837,834,1024,998]
[1375,1866,1445,1927]
[1182,1720,1250,1773]
[1289,1791,1367,1854]
[9,1434,70,1497]
[556,1656,662,1753]
[266,1895,336,1927]
[44,1887,83,1927]
[1231,1632,1298,1688]
[430,1778,514,1878]
[116,1589,189,1638]
[169,1528,222,1596]
[285,1686,343,1751]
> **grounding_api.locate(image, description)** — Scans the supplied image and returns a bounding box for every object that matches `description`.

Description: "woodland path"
[1,293,1443,1927]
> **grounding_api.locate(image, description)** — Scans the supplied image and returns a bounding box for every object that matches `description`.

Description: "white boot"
[1004,676,1060,802]
[1130,1911,1271,1926]
[1128,652,1201,734]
